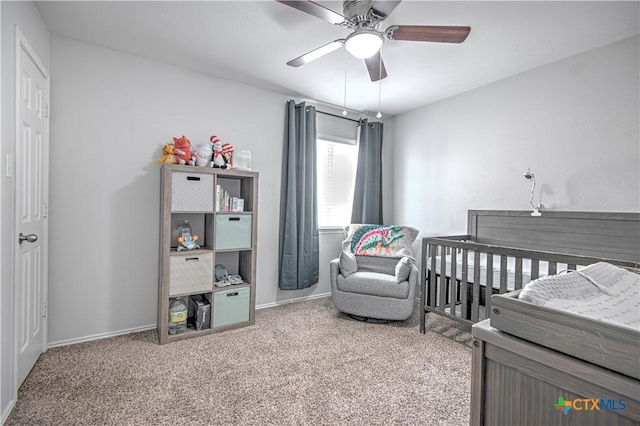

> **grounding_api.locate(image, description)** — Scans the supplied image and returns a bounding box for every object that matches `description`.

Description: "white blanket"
[518,262,640,331]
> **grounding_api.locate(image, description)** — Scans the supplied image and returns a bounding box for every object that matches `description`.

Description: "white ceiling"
[34,1,640,117]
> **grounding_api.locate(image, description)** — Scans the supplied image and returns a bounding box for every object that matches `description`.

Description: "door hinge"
[42,303,48,318]
[44,103,50,118]
[44,203,49,218]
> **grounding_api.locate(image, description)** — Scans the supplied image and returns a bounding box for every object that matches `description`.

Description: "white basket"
[169,252,213,296]
[171,172,214,212]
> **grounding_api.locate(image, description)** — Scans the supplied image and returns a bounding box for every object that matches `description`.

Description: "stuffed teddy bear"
[156,143,177,164]
[173,135,195,166]
[195,141,213,167]
[210,135,227,169]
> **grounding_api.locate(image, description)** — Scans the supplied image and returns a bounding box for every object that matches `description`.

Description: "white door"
[15,28,49,387]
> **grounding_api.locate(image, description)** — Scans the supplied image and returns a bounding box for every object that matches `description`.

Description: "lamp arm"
[529,177,538,210]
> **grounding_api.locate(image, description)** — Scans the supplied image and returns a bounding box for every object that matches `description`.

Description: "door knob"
[18,233,38,244]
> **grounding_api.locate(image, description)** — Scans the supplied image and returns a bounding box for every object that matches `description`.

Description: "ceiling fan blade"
[276,0,347,25]
[287,40,345,67]
[369,0,402,20]
[364,52,388,82]
[386,25,471,43]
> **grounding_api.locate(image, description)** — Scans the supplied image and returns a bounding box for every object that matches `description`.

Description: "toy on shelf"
[228,274,243,285]
[173,135,195,166]
[177,220,200,252]
[214,264,229,287]
[210,135,228,169]
[156,143,177,164]
[221,142,234,169]
[195,141,213,167]
[214,263,243,287]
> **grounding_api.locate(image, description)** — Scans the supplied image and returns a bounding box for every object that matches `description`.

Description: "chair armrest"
[330,258,340,274]
[408,264,419,285]
[329,258,341,291]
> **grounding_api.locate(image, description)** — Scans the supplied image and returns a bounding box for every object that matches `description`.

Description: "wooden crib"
[420,210,640,333]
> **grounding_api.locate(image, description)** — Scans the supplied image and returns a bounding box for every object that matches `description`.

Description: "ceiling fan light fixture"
[345,30,384,59]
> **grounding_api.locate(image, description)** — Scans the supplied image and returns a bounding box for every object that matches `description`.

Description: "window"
[317,138,358,228]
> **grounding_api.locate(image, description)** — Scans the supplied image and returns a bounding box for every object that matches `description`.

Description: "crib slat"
[549,261,558,275]
[568,263,577,271]
[429,245,437,309]
[472,251,481,322]
[461,249,469,320]
[420,240,428,334]
[485,253,493,320]
[515,257,523,290]
[450,249,459,315]
[531,259,540,280]
[500,255,508,294]
[439,247,448,310]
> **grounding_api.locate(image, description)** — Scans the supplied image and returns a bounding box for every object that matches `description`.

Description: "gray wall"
[1,1,50,419]
[46,36,387,346]
[391,35,640,257]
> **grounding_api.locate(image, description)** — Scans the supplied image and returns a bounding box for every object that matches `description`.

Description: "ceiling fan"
[277,0,471,81]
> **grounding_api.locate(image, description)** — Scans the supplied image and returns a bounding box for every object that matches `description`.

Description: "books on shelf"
[215,184,245,212]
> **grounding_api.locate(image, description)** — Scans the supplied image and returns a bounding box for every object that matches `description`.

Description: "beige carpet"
[7,297,473,425]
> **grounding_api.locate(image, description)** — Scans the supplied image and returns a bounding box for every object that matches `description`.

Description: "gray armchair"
[329,255,418,321]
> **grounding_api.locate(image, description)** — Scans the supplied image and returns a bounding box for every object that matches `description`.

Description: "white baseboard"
[1,398,16,426]
[47,324,157,349]
[256,292,331,310]
[47,294,332,349]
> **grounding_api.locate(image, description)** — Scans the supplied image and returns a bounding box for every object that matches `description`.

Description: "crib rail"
[419,235,639,333]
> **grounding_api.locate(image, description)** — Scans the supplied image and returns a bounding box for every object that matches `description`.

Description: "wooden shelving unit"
[157,164,258,344]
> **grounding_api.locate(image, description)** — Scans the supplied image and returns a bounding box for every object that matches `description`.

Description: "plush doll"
[210,135,227,169]
[221,142,234,169]
[173,135,195,166]
[195,141,213,167]
[156,143,177,164]
[177,220,199,252]
[177,233,199,251]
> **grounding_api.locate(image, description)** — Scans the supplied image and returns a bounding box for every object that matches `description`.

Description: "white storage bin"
[215,214,252,250]
[169,252,213,296]
[234,151,252,171]
[171,172,214,212]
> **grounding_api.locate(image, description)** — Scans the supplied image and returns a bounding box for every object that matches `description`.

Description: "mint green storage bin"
[215,214,252,250]
[213,287,250,328]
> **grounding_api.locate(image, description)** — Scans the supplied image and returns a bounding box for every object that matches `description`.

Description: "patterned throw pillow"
[339,250,358,277]
[395,256,413,282]
[342,224,419,259]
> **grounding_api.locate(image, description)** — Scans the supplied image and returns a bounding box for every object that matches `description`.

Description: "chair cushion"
[339,251,358,277]
[355,255,399,274]
[395,256,413,282]
[337,271,410,299]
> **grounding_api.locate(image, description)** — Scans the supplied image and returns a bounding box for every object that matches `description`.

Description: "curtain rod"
[317,110,360,123]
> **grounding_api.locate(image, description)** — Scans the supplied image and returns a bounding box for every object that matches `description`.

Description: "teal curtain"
[351,119,383,225]
[279,101,319,290]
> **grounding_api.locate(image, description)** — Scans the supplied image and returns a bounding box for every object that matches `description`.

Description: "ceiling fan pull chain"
[376,51,382,119]
[342,48,348,116]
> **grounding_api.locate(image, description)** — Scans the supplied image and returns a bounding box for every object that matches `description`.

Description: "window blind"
[317,111,358,145]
